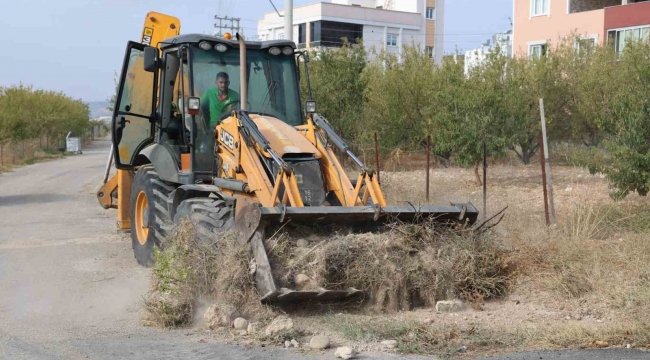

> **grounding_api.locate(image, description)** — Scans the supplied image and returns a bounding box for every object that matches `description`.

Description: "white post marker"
[284,0,293,41]
[539,98,556,224]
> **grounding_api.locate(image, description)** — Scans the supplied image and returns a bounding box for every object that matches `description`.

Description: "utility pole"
[284,0,293,41]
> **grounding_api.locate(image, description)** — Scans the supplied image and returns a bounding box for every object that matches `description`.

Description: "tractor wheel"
[173,197,234,244]
[130,165,175,267]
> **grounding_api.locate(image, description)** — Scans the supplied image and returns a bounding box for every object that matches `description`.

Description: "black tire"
[173,197,234,244]
[130,165,175,267]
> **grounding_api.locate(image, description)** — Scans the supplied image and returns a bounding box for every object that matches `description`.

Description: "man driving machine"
[200,72,240,127]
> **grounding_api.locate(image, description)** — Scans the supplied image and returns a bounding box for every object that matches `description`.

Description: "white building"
[464,30,513,74]
[257,0,445,63]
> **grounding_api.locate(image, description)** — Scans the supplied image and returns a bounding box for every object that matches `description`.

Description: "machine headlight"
[199,41,213,51]
[215,43,228,52]
[305,100,316,113]
[282,46,294,55]
[268,47,282,56]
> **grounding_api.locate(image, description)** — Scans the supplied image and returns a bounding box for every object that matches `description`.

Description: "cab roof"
[160,34,296,50]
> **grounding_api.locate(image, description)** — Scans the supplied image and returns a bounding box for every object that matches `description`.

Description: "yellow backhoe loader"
[98,12,479,302]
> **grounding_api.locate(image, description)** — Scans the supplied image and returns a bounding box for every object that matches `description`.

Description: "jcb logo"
[142,27,154,46]
[220,129,235,149]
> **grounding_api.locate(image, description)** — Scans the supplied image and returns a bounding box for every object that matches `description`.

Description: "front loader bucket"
[235,202,479,303]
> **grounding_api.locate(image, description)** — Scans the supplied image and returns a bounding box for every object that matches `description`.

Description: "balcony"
[569,0,648,14]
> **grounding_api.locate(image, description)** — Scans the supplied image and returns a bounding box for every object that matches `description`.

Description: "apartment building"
[257,0,445,63]
[513,0,650,56]
[464,30,513,74]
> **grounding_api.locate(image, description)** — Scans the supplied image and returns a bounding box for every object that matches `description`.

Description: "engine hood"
[250,115,320,159]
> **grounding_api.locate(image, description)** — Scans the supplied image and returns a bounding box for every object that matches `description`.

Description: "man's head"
[216,72,230,94]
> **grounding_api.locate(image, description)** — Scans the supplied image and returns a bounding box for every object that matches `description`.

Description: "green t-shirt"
[201,88,240,127]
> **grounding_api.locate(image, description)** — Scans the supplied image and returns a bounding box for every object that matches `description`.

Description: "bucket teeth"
[264,287,364,302]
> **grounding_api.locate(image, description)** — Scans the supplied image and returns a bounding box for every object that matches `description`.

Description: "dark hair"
[216,72,229,81]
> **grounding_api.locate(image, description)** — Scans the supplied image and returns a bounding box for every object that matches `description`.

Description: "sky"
[0,0,512,103]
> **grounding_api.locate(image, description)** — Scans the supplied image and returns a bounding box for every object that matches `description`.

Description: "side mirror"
[305,100,316,114]
[143,46,158,72]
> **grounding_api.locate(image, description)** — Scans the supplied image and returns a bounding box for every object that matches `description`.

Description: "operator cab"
[111,34,303,184]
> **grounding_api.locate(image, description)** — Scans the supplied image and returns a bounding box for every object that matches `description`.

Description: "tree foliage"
[301,41,367,139]
[0,84,90,146]
[301,39,650,198]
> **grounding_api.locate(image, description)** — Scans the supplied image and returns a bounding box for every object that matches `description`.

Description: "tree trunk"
[522,149,531,165]
[474,161,482,186]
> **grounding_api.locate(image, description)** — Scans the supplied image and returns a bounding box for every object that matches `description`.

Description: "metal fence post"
[426,135,431,202]
[374,132,380,184]
[539,132,551,226]
[483,142,487,220]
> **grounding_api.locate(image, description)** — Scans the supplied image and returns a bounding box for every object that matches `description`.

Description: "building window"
[608,26,650,55]
[531,0,549,16]
[277,32,285,40]
[387,33,398,47]
[529,43,548,58]
[426,7,436,20]
[311,21,363,48]
[575,37,596,52]
[425,46,434,58]
[298,23,307,45]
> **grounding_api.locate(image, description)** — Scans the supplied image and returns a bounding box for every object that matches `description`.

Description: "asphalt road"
[0,139,647,360]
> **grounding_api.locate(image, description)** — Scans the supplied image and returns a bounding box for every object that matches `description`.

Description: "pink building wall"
[513,0,606,56]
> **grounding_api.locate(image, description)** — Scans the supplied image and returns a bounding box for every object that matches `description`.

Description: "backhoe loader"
[98,12,479,302]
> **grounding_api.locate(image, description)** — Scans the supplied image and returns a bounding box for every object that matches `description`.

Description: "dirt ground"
[194,164,650,359]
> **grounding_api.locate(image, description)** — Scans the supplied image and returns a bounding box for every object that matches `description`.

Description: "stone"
[594,340,609,348]
[295,274,313,288]
[381,340,397,349]
[204,304,240,329]
[247,323,257,334]
[285,340,292,348]
[296,239,309,248]
[421,318,433,325]
[233,317,248,330]
[309,334,330,350]
[435,300,465,313]
[565,186,573,192]
[291,339,300,348]
[265,315,294,336]
[335,346,357,359]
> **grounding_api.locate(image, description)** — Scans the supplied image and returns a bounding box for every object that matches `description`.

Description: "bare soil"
[192,164,650,358]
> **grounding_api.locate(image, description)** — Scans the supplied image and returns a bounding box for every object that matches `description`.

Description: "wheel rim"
[135,190,149,245]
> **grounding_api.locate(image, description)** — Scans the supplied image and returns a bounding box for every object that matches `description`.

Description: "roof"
[160,34,296,50]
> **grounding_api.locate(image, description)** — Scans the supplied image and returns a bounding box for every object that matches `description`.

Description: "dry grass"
[266,221,514,312]
[0,150,69,174]
[142,221,272,328]
[143,162,650,358]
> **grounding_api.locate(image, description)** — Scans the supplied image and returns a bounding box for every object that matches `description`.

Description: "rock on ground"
[204,304,241,329]
[435,300,465,313]
[291,339,299,348]
[247,323,257,334]
[296,239,309,248]
[233,317,248,330]
[335,346,357,359]
[265,315,294,336]
[381,340,397,349]
[309,335,330,350]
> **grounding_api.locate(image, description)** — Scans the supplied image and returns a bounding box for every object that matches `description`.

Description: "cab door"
[112,41,157,169]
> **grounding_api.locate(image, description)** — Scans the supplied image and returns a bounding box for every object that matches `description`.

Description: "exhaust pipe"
[236,33,247,111]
